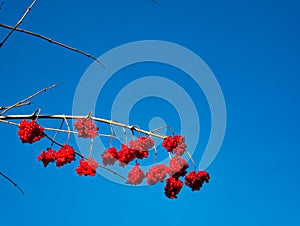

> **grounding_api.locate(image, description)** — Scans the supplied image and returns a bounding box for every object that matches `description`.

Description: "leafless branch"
[0,0,37,47]
[1,83,58,115]
[0,23,105,67]
[0,171,24,195]
[0,113,167,139]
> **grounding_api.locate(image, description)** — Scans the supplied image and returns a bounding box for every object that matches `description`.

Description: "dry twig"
[1,83,58,115]
[0,23,105,67]
[0,171,24,195]
[0,0,37,47]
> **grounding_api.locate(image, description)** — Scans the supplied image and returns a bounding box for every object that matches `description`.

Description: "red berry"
[162,135,186,156]
[74,118,99,138]
[55,144,76,167]
[76,157,99,177]
[129,136,154,160]
[126,163,145,185]
[185,171,210,191]
[168,156,189,179]
[101,147,118,166]
[146,164,169,185]
[18,120,45,144]
[117,144,136,167]
[37,148,56,167]
[164,176,183,199]
[173,136,187,156]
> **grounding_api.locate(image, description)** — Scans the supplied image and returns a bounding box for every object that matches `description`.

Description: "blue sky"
[0,0,299,226]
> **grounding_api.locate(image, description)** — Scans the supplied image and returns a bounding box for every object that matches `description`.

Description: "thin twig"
[50,119,64,148]
[89,138,94,157]
[151,125,174,136]
[0,171,24,195]
[63,116,71,143]
[0,23,105,67]
[0,102,32,111]
[98,165,127,181]
[185,150,197,171]
[0,0,37,47]
[153,143,158,164]
[1,84,58,115]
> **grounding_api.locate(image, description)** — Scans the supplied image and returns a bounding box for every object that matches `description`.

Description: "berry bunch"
[168,156,189,179]
[117,144,137,166]
[185,171,210,191]
[76,157,99,176]
[37,144,76,168]
[162,135,186,156]
[18,120,45,144]
[101,137,155,167]
[74,118,99,138]
[101,147,118,166]
[37,148,56,167]
[164,176,183,199]
[146,164,169,185]
[55,144,76,167]
[132,136,154,150]
[126,163,145,185]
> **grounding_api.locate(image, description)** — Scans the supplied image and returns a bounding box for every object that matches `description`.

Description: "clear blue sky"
[0,0,299,225]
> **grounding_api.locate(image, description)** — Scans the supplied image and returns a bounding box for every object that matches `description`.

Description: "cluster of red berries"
[101,137,155,167]
[162,135,187,156]
[146,164,169,185]
[129,136,154,158]
[126,163,145,185]
[185,171,210,191]
[18,120,45,144]
[101,147,118,166]
[74,118,99,138]
[164,176,183,199]
[76,158,99,177]
[168,156,189,179]
[37,144,76,168]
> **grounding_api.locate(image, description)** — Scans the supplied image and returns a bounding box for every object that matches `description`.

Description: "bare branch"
[1,83,58,115]
[0,102,32,111]
[0,114,168,139]
[0,0,37,47]
[0,171,24,195]
[0,23,105,67]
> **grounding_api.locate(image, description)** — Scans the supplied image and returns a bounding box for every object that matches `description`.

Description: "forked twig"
[0,23,105,67]
[0,0,37,47]
[1,83,58,115]
[0,171,24,195]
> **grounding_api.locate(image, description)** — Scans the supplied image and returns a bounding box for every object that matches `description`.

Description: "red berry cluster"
[162,135,186,156]
[117,144,137,166]
[101,147,118,166]
[129,136,154,159]
[37,144,76,168]
[55,144,76,167]
[76,157,99,176]
[74,118,99,138]
[18,120,45,144]
[185,171,210,191]
[164,176,183,199]
[146,164,169,185]
[37,148,56,167]
[168,156,189,179]
[100,137,154,167]
[126,163,145,185]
